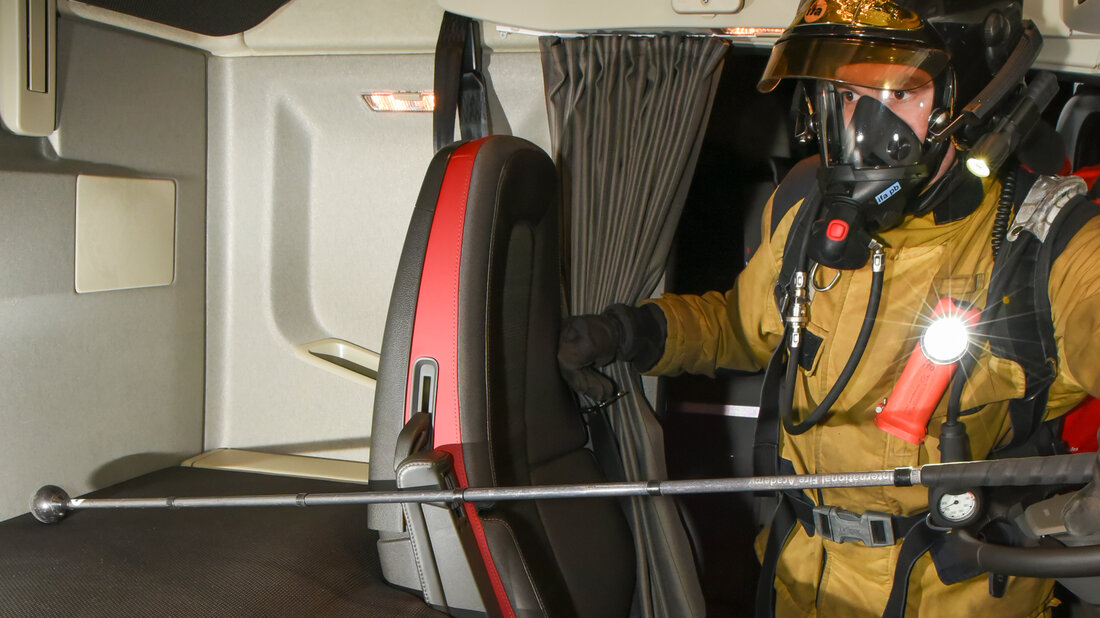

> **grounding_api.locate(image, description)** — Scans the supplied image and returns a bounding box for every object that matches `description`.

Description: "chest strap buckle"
[812,505,896,547]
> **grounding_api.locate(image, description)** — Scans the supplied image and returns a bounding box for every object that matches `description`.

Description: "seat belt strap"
[433,12,489,152]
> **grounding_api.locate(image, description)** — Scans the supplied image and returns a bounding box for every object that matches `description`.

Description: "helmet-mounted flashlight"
[964,72,1059,178]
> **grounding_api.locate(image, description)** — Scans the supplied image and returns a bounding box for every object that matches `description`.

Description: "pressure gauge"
[932,488,983,528]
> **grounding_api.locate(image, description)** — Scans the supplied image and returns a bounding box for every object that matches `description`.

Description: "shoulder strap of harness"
[770,156,821,311]
[984,170,1100,457]
[770,155,821,239]
[754,158,830,616]
[753,157,822,480]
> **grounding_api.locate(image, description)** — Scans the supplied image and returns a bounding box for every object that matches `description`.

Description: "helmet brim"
[758,36,950,93]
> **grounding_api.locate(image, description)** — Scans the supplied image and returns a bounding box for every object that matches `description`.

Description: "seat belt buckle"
[812,505,896,547]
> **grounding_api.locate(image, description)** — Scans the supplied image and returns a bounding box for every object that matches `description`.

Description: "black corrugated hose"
[782,248,886,435]
[991,167,1017,258]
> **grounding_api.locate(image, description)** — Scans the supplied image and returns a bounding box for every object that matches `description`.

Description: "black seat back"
[368,135,635,617]
[1057,89,1100,171]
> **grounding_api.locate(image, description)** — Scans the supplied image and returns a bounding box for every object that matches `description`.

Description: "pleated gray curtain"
[540,34,728,618]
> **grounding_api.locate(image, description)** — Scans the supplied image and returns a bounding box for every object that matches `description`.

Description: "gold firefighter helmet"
[758,0,951,93]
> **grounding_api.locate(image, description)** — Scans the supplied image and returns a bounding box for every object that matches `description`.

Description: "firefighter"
[558,1,1100,615]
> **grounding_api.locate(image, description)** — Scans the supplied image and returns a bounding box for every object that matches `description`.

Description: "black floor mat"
[0,467,443,617]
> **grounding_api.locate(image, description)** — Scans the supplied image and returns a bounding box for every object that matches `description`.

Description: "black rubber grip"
[920,453,1095,488]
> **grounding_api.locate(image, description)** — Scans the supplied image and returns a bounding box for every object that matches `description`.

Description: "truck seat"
[367,135,635,617]
[1057,87,1100,172]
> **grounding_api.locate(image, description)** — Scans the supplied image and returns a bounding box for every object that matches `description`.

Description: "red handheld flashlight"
[875,298,981,444]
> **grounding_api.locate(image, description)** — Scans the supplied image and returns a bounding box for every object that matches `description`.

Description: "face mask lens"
[815,82,923,169]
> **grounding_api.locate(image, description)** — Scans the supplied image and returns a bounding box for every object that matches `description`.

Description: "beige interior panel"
[204,45,550,464]
[183,449,369,484]
[298,338,381,386]
[243,0,442,55]
[0,18,206,522]
[75,175,176,293]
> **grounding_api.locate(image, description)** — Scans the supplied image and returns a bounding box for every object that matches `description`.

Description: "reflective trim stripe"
[674,402,760,418]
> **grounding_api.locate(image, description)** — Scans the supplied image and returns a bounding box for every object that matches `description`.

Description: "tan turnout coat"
[645,167,1100,617]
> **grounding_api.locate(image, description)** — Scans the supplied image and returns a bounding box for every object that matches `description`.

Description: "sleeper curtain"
[540,34,728,618]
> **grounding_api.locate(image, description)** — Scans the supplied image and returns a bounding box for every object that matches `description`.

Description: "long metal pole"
[32,452,1095,524]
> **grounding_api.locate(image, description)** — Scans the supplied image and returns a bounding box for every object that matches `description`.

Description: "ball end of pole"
[32,485,71,524]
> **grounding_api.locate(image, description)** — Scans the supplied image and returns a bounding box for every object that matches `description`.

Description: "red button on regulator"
[826,219,849,241]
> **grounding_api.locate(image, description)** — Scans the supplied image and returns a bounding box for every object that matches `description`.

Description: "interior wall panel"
[205,49,550,461]
[0,19,206,521]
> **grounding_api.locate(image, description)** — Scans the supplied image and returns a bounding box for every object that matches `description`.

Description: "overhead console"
[45,0,1100,79]
[441,0,1100,77]
[444,0,783,32]
[73,0,291,36]
[0,0,56,136]
[55,0,487,57]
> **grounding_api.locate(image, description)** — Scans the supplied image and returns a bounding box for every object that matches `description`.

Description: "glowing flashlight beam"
[921,315,972,365]
[966,156,991,178]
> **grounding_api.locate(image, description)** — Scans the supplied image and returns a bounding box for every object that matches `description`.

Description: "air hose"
[782,244,887,435]
[954,531,1100,578]
[991,167,1017,258]
[938,343,981,462]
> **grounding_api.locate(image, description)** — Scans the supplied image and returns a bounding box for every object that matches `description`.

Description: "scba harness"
[754,159,1100,617]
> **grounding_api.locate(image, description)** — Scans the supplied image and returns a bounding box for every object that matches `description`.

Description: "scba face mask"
[806,80,949,269]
